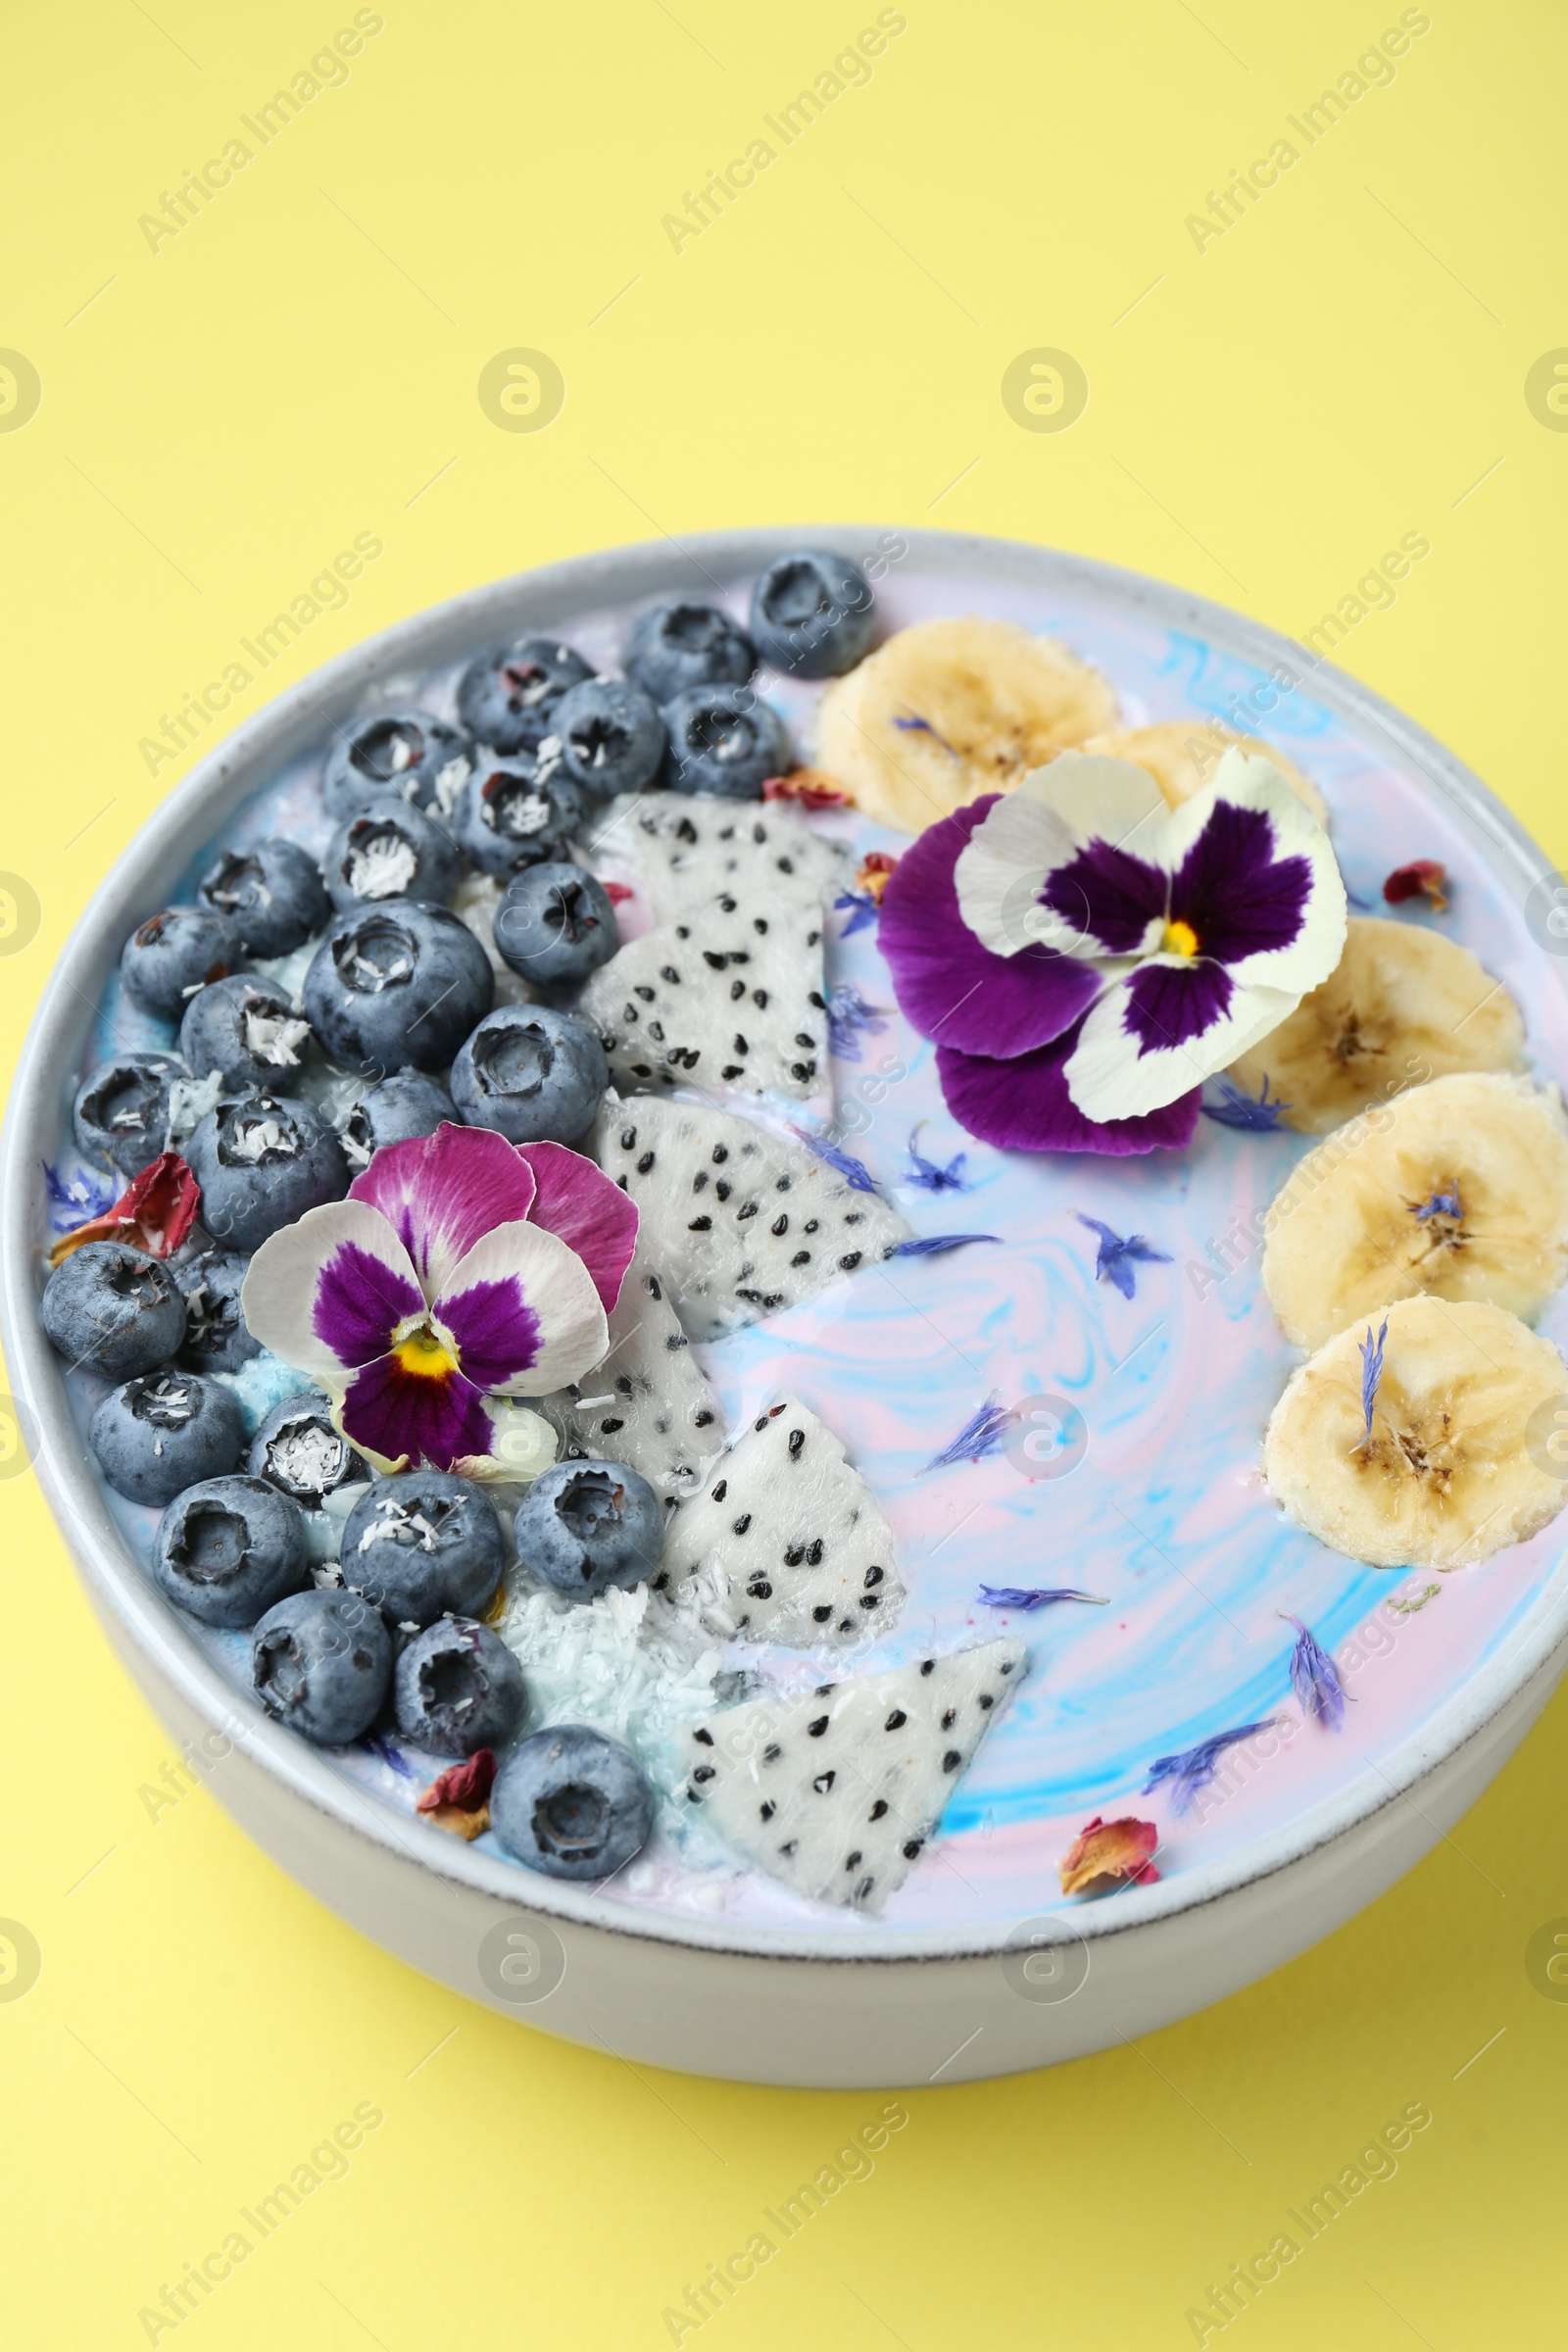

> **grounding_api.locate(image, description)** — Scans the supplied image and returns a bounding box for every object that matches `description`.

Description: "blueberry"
[178,975,315,1093]
[340,1070,458,1172]
[41,1241,186,1380]
[339,1471,505,1625]
[393,1618,524,1756]
[184,1092,349,1252]
[322,796,461,913]
[450,1007,607,1146]
[252,1588,392,1745]
[513,1457,663,1600]
[450,751,584,880]
[89,1369,246,1506]
[174,1247,261,1376]
[321,710,474,823]
[624,602,756,703]
[489,1724,652,1880]
[662,685,787,799]
[493,861,618,986]
[248,1390,367,1509]
[303,903,493,1076]
[73,1054,188,1178]
[456,639,594,756]
[196,840,330,958]
[750,549,875,678]
[551,678,666,800]
[120,907,238,1022]
[152,1474,310,1628]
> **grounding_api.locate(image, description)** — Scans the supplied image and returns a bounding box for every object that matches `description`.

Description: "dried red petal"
[1058,1813,1160,1896]
[856,851,899,905]
[762,768,850,810]
[49,1152,201,1267]
[1383,858,1448,912]
[416,1748,497,1817]
[602,880,635,906]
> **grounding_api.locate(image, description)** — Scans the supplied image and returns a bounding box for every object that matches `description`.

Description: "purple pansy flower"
[241,1123,636,1478]
[879,749,1345,1153]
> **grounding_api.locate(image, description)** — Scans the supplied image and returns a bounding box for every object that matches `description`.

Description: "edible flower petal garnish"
[789,1126,880,1194]
[1280,1612,1348,1730]
[43,1161,118,1232]
[1058,1814,1160,1895]
[241,1124,625,1476]
[1200,1074,1292,1132]
[826,984,890,1062]
[1414,1184,1462,1224]
[979,1586,1109,1610]
[918,1394,1016,1475]
[416,1747,497,1839]
[1388,1581,1442,1617]
[905,1122,968,1192]
[1143,1721,1279,1813]
[1076,1213,1171,1301]
[889,1234,1001,1257]
[47,1152,201,1266]
[762,767,851,810]
[879,748,1347,1154]
[834,854,902,936]
[1383,858,1448,912]
[1355,1315,1389,1451]
[892,709,960,759]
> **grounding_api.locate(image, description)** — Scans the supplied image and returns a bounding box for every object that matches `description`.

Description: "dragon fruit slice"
[577,891,828,1100]
[678,1638,1027,1909]
[539,1249,725,1504]
[594,1095,911,1341]
[586,792,846,923]
[659,1395,906,1646]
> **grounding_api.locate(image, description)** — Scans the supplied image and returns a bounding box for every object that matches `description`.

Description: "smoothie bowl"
[5,527,1566,2088]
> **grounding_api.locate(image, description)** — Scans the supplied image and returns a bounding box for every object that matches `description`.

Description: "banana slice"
[1226,916,1525,1133]
[1081,720,1330,827]
[814,616,1116,835]
[1263,1296,1568,1570]
[1262,1074,1568,1350]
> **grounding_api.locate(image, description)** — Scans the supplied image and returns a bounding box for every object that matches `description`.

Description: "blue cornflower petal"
[1200,1075,1293,1132]
[826,984,891,1062]
[906,1122,968,1193]
[1076,1212,1172,1300]
[890,1235,1001,1257]
[833,889,880,936]
[1414,1185,1462,1222]
[892,709,960,759]
[978,1586,1109,1610]
[789,1126,880,1195]
[1356,1315,1389,1448]
[918,1395,1016,1475]
[1280,1613,1348,1730]
[1143,1720,1280,1814]
[42,1159,118,1234]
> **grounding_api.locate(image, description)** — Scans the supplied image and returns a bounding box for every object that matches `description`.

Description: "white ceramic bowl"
[6,528,1564,2088]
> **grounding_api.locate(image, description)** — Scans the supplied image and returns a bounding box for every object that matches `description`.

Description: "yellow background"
[4,3,1567,2344]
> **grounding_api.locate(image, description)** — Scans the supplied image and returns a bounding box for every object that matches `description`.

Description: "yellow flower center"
[393,1323,458,1382]
[1163,917,1200,958]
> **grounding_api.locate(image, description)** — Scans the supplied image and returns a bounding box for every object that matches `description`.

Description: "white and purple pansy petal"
[1063,971,1300,1121]
[430,1220,609,1398]
[1155,748,1347,998]
[954,754,1170,961]
[1061,751,1346,1121]
[877,799,1102,1060]
[347,1122,538,1302]
[514,1139,639,1314]
[241,1200,424,1389]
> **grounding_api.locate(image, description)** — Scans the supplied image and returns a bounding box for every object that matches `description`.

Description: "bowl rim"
[5,522,1563,1968]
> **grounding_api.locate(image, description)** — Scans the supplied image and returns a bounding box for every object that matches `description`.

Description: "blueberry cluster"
[42,548,880,1886]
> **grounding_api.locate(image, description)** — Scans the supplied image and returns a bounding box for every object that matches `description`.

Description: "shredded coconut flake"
[346,835,419,900]
[242,1007,311,1068]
